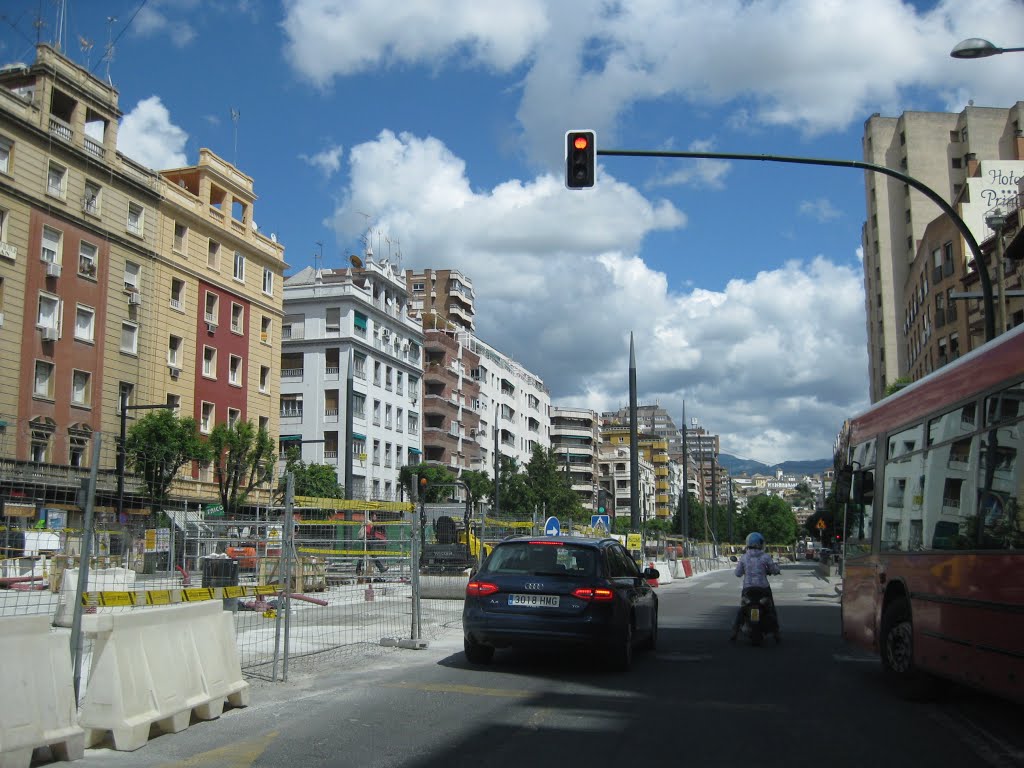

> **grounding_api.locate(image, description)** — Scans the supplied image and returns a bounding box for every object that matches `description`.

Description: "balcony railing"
[49,116,72,143]
[83,135,105,159]
[281,368,303,380]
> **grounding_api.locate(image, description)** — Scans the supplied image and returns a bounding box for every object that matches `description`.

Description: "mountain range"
[717,454,832,477]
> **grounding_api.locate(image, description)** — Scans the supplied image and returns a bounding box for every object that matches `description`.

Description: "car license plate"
[750,608,760,622]
[508,593,559,608]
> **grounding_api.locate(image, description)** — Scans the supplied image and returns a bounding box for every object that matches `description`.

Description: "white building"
[550,407,599,511]
[280,257,424,500]
[597,446,656,524]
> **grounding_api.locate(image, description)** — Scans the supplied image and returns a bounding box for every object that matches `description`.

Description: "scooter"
[729,555,780,646]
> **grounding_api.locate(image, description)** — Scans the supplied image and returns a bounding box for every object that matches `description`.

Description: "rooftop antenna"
[33,10,46,45]
[78,35,94,69]
[54,0,66,52]
[314,241,323,273]
[230,108,240,165]
[102,16,117,85]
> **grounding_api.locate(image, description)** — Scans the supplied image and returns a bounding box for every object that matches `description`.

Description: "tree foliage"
[399,463,456,502]
[124,409,210,508]
[460,470,492,504]
[737,494,798,544]
[207,420,275,516]
[523,446,584,522]
[282,448,344,499]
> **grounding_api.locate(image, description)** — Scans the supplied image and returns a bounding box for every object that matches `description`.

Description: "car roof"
[495,535,616,548]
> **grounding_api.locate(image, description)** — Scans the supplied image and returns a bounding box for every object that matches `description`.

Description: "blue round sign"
[544,516,561,536]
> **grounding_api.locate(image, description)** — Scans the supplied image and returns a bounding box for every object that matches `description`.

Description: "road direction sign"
[544,516,560,536]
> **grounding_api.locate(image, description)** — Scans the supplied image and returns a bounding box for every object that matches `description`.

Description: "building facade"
[597,445,655,523]
[280,257,423,499]
[549,406,599,512]
[861,104,1024,402]
[405,268,476,332]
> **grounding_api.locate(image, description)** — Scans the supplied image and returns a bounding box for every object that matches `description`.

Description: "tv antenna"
[78,35,95,69]
[231,108,241,165]
[314,241,323,272]
[102,16,117,85]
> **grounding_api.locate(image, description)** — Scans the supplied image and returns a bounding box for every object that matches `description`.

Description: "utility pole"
[628,333,639,529]
[680,403,689,539]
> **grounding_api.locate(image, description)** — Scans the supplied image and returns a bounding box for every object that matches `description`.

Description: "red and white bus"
[835,323,1023,701]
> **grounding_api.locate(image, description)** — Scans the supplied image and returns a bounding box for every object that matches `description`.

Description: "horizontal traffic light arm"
[597,147,994,343]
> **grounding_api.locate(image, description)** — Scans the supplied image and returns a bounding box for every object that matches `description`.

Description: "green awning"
[279,435,302,442]
[408,447,422,454]
[354,312,367,329]
[352,432,366,440]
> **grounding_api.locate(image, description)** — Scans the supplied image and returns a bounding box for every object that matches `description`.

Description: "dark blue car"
[462,535,659,670]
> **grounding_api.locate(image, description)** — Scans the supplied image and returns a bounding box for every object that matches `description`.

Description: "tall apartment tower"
[549,406,599,512]
[861,104,1024,402]
[405,268,475,332]
[604,403,683,456]
[0,44,285,518]
[280,257,424,499]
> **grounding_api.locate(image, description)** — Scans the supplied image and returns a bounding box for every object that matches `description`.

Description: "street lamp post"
[950,38,1024,59]
[986,209,1008,335]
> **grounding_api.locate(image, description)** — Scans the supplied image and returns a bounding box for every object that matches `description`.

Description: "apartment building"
[597,445,655,523]
[421,327,481,475]
[549,406,599,512]
[861,104,1024,402]
[604,403,684,456]
[599,418,672,518]
[0,44,285,513]
[280,257,423,499]
[405,268,475,332]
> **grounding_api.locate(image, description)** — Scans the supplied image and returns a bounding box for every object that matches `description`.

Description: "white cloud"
[118,96,189,170]
[799,198,842,222]
[646,138,732,190]
[282,0,1024,167]
[281,0,549,88]
[300,144,345,177]
[329,131,868,463]
[133,3,196,47]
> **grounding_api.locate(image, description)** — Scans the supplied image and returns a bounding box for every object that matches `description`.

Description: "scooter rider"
[730,531,781,641]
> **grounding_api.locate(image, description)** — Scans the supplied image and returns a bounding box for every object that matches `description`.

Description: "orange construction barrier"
[681,559,693,578]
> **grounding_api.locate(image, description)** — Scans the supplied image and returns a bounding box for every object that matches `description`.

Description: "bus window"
[882,425,924,552]
[975,381,1024,549]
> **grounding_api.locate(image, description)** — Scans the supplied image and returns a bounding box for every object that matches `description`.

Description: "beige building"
[861,104,1024,402]
[0,44,285,518]
[405,268,475,332]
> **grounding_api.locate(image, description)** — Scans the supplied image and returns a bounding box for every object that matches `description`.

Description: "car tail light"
[572,587,614,601]
[466,580,499,597]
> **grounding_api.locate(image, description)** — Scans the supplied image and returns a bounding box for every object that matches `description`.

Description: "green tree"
[399,463,456,502]
[496,456,532,516]
[124,409,210,509]
[738,494,797,544]
[282,448,344,498]
[884,377,913,397]
[207,419,276,517]
[790,482,816,509]
[460,470,492,504]
[524,446,582,523]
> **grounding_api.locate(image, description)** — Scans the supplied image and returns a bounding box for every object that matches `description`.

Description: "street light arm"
[598,148,996,341]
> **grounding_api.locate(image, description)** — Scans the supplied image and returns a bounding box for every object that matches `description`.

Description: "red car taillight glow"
[466,581,499,597]
[572,587,614,601]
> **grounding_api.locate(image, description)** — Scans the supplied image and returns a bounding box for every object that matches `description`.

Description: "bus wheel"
[880,597,938,700]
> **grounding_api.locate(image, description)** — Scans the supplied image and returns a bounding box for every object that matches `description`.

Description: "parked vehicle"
[462,536,659,670]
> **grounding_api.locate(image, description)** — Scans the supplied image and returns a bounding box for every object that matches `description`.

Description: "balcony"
[49,115,72,143]
[281,368,303,381]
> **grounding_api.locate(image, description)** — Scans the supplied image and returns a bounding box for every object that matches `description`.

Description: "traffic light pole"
[597,148,996,342]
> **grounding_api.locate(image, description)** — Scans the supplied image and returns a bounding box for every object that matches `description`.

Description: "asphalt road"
[68,562,1024,768]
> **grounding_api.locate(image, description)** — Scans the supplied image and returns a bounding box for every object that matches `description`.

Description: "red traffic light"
[565,130,596,189]
[573,136,589,151]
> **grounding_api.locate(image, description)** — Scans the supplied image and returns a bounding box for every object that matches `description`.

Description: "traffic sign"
[816,519,827,530]
[591,514,610,533]
[544,516,561,536]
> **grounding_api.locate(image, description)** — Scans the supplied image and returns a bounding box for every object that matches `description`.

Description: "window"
[386,366,393,390]
[71,370,91,406]
[120,322,138,354]
[78,241,98,279]
[83,180,100,215]
[408,412,419,434]
[127,202,144,236]
[261,316,271,344]
[168,335,182,366]
[124,261,140,291]
[385,404,393,429]
[30,420,53,464]
[353,393,366,419]
[353,354,366,379]
[325,307,340,334]
[233,251,245,281]
[205,292,219,324]
[280,394,303,417]
[0,207,11,260]
[201,402,215,433]
[203,346,217,378]
[354,311,367,336]
[352,437,365,458]
[166,394,181,414]
[208,239,220,269]
[33,360,54,399]
[396,407,404,432]
[260,365,269,393]
[373,439,380,465]
[951,157,962,169]
[373,400,381,425]
[228,408,240,427]
[41,226,61,264]
[69,428,90,467]
[37,293,59,331]
[231,303,244,333]
[170,278,184,310]
[374,361,382,386]
[229,355,242,386]
[385,441,392,467]
[412,282,425,292]
[118,382,134,413]
[46,161,67,198]
[173,222,187,252]
[396,371,403,394]
[0,136,10,174]
[263,268,273,295]
[74,305,95,342]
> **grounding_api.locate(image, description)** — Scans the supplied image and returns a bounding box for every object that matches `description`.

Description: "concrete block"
[0,615,84,768]
[52,567,136,628]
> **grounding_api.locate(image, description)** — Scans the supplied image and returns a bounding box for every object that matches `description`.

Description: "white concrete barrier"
[52,567,137,628]
[0,615,84,768]
[78,601,248,751]
[653,561,673,585]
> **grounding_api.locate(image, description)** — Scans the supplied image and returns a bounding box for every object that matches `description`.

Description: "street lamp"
[950,38,1024,59]
[985,208,1008,334]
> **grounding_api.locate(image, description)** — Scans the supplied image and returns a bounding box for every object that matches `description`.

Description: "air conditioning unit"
[382,329,391,338]
[128,292,142,306]
[45,261,61,278]
[206,321,217,333]
[41,326,58,342]
[168,365,181,378]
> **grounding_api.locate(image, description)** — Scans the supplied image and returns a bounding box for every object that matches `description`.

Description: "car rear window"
[487,542,597,576]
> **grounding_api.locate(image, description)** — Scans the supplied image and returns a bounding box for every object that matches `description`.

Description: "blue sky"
[3,0,1023,465]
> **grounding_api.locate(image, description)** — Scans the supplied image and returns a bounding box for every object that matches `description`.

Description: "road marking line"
[158,731,279,768]
[384,681,530,698]
[704,582,725,589]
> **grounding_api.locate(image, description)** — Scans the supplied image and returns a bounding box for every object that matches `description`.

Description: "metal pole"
[994,219,1007,334]
[598,147,996,342]
[628,333,639,529]
[344,349,355,499]
[493,403,500,516]
[282,472,295,682]
[680,403,689,539]
[116,391,127,520]
[410,474,420,641]
[71,434,102,702]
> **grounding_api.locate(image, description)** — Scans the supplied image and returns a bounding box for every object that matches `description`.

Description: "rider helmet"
[745,532,765,550]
